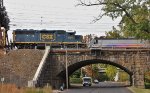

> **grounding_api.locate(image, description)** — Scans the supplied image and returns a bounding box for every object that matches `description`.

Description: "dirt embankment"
[0,49,44,87]
[0,49,5,58]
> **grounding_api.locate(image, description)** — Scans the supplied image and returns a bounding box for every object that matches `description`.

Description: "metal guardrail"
[50,48,91,53]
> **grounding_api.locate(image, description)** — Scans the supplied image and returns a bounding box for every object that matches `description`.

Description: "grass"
[0,84,52,93]
[128,87,150,93]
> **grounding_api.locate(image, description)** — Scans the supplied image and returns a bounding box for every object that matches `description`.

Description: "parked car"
[93,79,99,84]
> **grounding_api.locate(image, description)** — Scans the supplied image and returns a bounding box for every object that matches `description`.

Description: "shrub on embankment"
[145,71,150,89]
[70,78,82,84]
[0,84,52,93]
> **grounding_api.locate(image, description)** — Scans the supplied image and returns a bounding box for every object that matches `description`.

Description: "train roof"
[14,29,66,32]
[94,38,142,40]
[67,31,76,34]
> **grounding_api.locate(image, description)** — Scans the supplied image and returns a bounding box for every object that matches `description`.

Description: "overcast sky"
[4,0,120,39]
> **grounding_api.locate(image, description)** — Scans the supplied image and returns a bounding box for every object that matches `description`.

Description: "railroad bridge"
[30,48,150,89]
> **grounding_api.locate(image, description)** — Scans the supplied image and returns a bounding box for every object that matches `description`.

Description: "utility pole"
[65,48,68,89]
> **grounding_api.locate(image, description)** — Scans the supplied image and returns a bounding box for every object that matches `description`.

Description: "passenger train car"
[12,29,86,49]
[88,38,150,49]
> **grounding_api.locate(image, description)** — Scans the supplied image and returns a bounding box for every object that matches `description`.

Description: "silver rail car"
[88,38,150,49]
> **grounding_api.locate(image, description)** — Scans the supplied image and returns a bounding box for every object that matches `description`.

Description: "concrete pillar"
[132,52,145,88]
[133,71,145,88]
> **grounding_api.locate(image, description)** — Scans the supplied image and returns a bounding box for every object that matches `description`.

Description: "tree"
[119,71,129,82]
[0,0,10,47]
[92,64,100,79]
[70,69,81,78]
[105,65,117,81]
[105,26,122,38]
[77,0,150,39]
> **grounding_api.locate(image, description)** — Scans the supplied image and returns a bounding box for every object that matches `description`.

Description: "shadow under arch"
[58,59,133,86]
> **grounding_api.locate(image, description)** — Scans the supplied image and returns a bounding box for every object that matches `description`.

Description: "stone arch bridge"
[34,48,150,89]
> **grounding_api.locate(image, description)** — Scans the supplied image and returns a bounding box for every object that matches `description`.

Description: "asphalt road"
[54,82,132,93]
[61,87,132,93]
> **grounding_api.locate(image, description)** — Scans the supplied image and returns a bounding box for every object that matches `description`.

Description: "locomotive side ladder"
[28,46,50,87]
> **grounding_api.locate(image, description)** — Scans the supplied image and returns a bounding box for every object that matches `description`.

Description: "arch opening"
[58,59,133,87]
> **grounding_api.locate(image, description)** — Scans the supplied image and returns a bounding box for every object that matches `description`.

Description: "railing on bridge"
[28,46,50,87]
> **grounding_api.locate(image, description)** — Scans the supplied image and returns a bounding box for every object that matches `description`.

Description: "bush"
[25,86,52,93]
[145,71,150,89]
[119,72,129,82]
[145,82,150,89]
[70,78,82,84]
[25,88,43,93]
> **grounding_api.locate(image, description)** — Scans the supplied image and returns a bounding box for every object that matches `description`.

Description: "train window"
[68,33,74,35]
[96,40,98,43]
[68,33,75,39]
[57,31,65,34]
[94,39,98,44]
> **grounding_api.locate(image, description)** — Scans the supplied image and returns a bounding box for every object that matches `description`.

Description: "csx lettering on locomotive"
[41,34,53,40]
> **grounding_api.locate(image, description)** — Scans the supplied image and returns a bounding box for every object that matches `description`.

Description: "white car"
[82,77,92,86]
[94,79,99,84]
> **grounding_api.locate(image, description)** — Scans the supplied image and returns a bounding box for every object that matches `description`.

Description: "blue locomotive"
[12,29,85,49]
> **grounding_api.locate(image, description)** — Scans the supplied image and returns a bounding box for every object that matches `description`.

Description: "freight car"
[88,38,150,49]
[12,29,86,49]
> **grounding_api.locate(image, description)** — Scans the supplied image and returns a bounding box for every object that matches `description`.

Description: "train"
[12,29,86,49]
[88,38,150,49]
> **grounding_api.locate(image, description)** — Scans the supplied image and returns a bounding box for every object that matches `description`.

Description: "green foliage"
[25,87,52,93]
[98,64,107,68]
[70,78,82,84]
[70,69,81,78]
[145,72,150,82]
[42,86,52,93]
[99,73,109,81]
[144,71,150,89]
[105,65,117,81]
[145,82,150,89]
[118,71,129,82]
[92,64,100,79]
[105,26,123,38]
[78,0,150,39]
